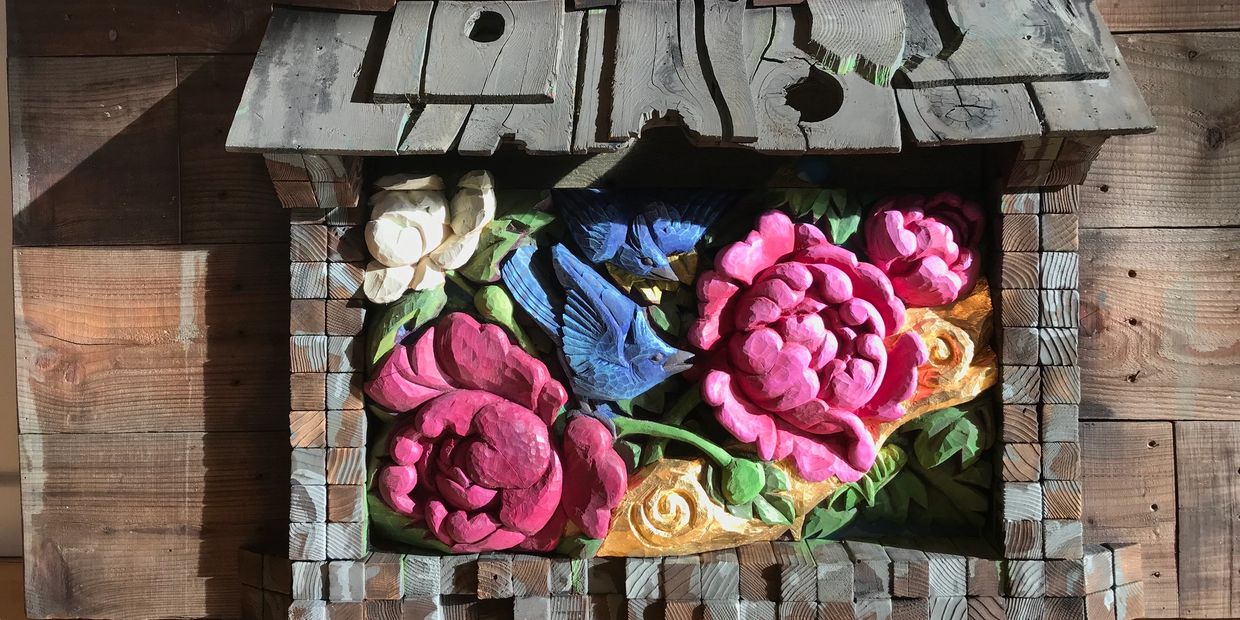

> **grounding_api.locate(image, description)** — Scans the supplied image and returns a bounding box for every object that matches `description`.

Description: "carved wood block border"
[261,151,1147,618]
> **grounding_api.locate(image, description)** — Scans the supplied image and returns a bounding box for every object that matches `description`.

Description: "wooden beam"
[373,1,434,103]
[1081,422,1177,616]
[803,0,906,86]
[1175,422,1240,616]
[1097,0,1240,34]
[898,84,1042,146]
[20,432,287,618]
[8,1,269,55]
[15,245,289,434]
[1080,228,1240,421]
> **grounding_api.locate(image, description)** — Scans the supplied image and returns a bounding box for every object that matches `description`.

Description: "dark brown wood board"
[1079,32,1240,229]
[10,57,180,246]
[20,431,288,618]
[1097,0,1240,33]
[902,0,1110,88]
[226,8,413,155]
[609,0,725,141]
[1079,228,1240,422]
[421,0,564,104]
[15,245,290,433]
[1174,422,1240,617]
[1080,422,1177,616]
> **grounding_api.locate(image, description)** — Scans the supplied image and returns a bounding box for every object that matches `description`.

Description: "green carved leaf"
[802,444,907,539]
[802,505,858,540]
[367,286,448,370]
[857,443,908,504]
[458,191,555,283]
[752,494,794,527]
[763,462,791,492]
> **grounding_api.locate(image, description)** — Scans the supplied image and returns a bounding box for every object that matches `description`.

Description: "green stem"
[445,271,478,296]
[612,416,733,467]
[640,388,703,467]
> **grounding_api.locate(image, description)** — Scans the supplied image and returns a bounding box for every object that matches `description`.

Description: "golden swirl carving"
[597,278,998,557]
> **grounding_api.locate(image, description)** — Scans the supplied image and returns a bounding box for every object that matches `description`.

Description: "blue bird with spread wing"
[555,189,733,281]
[500,243,693,402]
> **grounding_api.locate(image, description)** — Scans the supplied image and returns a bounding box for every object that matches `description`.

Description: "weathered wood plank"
[1080,228,1240,421]
[373,1,434,103]
[177,56,287,244]
[15,245,289,433]
[1081,422,1177,616]
[1031,2,1156,137]
[898,84,1042,146]
[610,0,724,141]
[746,8,900,154]
[1175,422,1240,617]
[457,11,583,155]
[10,57,180,245]
[20,432,287,618]
[804,0,906,86]
[1097,0,1240,33]
[226,8,413,155]
[572,10,630,154]
[1080,32,1240,228]
[903,0,1109,88]
[899,0,961,72]
[703,0,759,142]
[422,0,563,104]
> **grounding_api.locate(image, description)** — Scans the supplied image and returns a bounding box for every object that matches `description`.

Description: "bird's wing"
[554,189,628,263]
[550,245,632,366]
[500,245,561,338]
[645,191,732,255]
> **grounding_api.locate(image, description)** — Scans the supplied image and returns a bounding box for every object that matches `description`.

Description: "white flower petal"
[366,218,426,268]
[374,173,445,192]
[457,170,494,191]
[449,189,495,235]
[363,261,414,304]
[410,258,447,291]
[429,229,483,270]
[369,188,448,221]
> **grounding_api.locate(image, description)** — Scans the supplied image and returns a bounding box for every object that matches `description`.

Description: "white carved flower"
[363,171,497,304]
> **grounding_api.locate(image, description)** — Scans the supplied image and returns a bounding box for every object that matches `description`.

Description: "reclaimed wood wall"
[7,1,1239,617]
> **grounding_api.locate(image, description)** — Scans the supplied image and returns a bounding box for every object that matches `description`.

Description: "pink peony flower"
[864,192,984,307]
[689,211,928,483]
[366,312,628,552]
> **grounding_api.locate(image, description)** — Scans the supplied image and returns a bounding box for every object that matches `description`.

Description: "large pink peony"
[689,211,928,483]
[366,312,627,552]
[864,192,984,307]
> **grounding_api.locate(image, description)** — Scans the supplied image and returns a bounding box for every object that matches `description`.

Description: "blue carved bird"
[554,189,733,281]
[501,243,693,402]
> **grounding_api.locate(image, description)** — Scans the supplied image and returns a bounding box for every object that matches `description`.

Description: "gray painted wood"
[811,541,854,603]
[422,0,564,103]
[609,0,725,141]
[457,10,583,155]
[804,0,907,86]
[903,0,1111,88]
[703,0,759,142]
[746,7,901,154]
[1031,1,1156,136]
[226,8,412,155]
[572,10,630,154]
[373,1,434,103]
[397,105,472,154]
[898,84,1043,146]
[900,0,961,71]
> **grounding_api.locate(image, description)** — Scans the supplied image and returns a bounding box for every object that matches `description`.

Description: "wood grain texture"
[803,0,906,86]
[1079,228,1240,421]
[1080,32,1240,228]
[702,0,759,142]
[747,8,901,154]
[1175,422,1239,617]
[15,245,288,433]
[21,432,287,618]
[898,85,1042,146]
[1081,422,1177,616]
[610,0,724,141]
[572,10,630,154]
[423,0,563,103]
[373,1,434,103]
[457,10,583,155]
[1097,0,1240,32]
[1000,289,1040,328]
[904,0,1108,87]
[226,8,413,155]
[10,57,180,246]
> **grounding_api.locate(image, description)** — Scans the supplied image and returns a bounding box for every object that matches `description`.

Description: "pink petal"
[561,417,628,539]
[703,371,779,461]
[441,509,502,545]
[463,402,553,489]
[891,255,963,307]
[499,452,563,535]
[448,528,527,553]
[516,508,566,552]
[716,211,796,286]
[415,390,495,439]
[435,313,554,412]
[688,272,741,351]
[776,414,877,483]
[390,430,425,466]
[378,465,418,516]
[793,222,827,250]
[365,341,452,413]
[860,332,928,421]
[436,475,499,511]
[737,343,818,412]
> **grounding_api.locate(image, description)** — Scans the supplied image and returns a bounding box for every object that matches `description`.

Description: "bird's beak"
[647,265,679,282]
[662,350,694,374]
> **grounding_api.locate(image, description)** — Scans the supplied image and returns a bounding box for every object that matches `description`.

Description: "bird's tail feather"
[500,245,560,338]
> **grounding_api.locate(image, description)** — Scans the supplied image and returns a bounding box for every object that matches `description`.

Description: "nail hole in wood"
[1128,269,1137,278]
[784,68,844,123]
[468,10,505,43]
